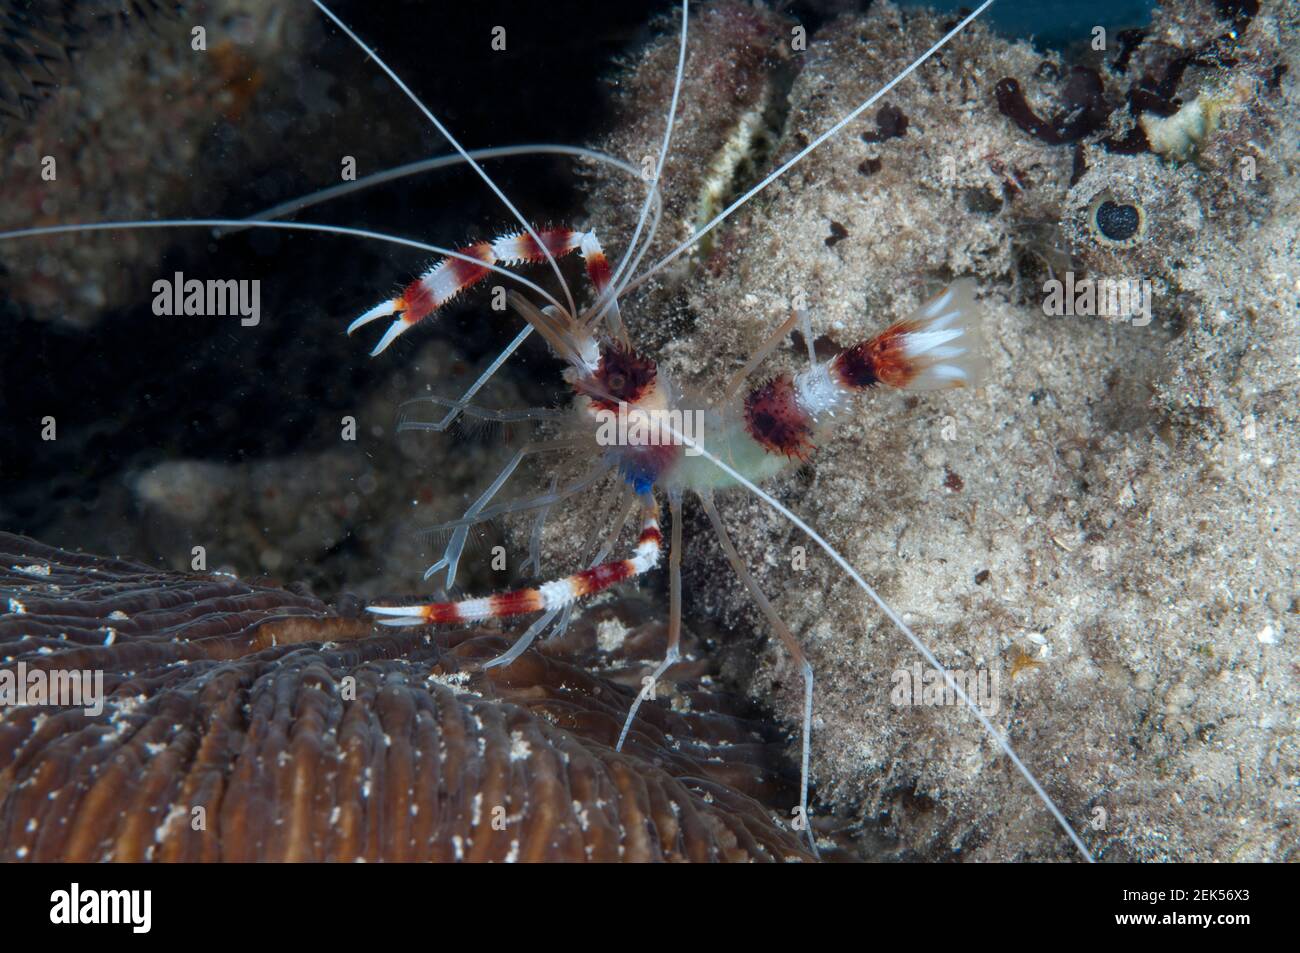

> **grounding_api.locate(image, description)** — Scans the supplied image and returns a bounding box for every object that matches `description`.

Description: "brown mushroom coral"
[0,533,812,862]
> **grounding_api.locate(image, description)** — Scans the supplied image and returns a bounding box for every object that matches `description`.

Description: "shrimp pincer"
[362,239,986,853]
[335,0,1093,861]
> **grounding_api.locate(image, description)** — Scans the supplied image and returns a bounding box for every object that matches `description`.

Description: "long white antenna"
[619,0,996,297]
[0,219,564,312]
[595,0,690,325]
[234,143,658,230]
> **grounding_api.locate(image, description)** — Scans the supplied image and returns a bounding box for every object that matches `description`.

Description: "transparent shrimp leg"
[614,492,683,753]
[406,232,628,592]
[698,490,819,859]
[517,475,559,578]
[396,396,566,433]
[423,438,582,590]
[415,459,612,552]
[484,491,640,670]
[720,309,801,406]
[798,309,818,366]
[482,609,564,671]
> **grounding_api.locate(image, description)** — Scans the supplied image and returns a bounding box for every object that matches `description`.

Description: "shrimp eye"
[1087,192,1146,248]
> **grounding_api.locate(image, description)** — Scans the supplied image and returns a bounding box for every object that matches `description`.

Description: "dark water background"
[0,0,1156,554]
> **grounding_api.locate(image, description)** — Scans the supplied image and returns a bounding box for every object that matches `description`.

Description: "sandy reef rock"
[580,0,1298,860]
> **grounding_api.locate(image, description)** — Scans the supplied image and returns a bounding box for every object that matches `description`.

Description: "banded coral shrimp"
[0,0,1099,861]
